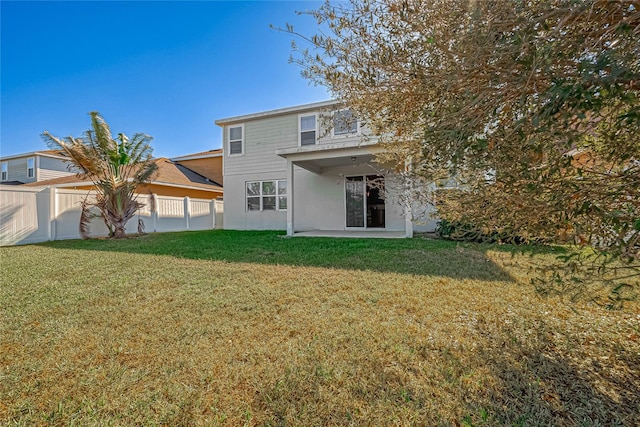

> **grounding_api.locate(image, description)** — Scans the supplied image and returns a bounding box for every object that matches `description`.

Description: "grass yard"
[1,230,638,426]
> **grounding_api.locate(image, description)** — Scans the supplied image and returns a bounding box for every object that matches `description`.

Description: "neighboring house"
[0,150,76,185]
[215,100,436,236]
[23,157,223,200]
[170,149,223,187]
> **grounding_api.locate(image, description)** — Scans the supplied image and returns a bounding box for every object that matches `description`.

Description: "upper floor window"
[228,125,243,155]
[27,157,35,178]
[299,114,317,146]
[1,162,7,181]
[333,109,358,136]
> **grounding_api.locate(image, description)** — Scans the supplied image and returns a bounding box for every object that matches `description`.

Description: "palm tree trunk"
[113,223,127,239]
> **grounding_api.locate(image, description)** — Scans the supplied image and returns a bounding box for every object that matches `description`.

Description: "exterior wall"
[315,111,373,147]
[138,183,221,200]
[223,114,296,177]
[223,171,288,230]
[5,157,32,183]
[220,102,424,233]
[293,165,407,232]
[221,107,371,178]
[1,155,74,184]
[223,163,408,232]
[176,157,223,185]
[221,104,407,232]
[38,156,75,181]
[222,113,294,230]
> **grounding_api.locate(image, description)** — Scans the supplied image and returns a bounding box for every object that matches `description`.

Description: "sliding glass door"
[345,175,385,228]
[345,176,365,227]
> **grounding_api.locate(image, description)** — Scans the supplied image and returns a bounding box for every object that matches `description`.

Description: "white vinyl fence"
[0,186,223,246]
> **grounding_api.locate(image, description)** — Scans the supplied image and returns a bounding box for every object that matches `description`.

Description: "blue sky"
[1,0,331,158]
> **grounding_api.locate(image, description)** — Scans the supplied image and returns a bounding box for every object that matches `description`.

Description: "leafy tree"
[287,0,640,302]
[42,112,157,239]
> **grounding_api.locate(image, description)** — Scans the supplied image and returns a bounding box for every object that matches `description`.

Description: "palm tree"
[42,112,158,239]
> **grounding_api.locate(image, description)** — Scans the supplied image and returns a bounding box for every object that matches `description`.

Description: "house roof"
[170,149,223,161]
[215,100,341,126]
[0,149,68,161]
[24,158,223,192]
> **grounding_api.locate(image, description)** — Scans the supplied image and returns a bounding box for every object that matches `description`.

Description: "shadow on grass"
[37,229,516,281]
[461,332,640,426]
[252,317,639,426]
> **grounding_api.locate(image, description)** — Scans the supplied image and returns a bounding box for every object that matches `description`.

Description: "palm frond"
[134,162,158,185]
[126,133,154,164]
[44,111,158,238]
[42,131,103,177]
[88,111,117,156]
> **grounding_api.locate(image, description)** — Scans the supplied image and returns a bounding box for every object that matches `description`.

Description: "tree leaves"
[291,0,640,302]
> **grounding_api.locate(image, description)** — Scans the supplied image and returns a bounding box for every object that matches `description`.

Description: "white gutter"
[170,152,223,161]
[0,151,68,161]
[215,100,341,126]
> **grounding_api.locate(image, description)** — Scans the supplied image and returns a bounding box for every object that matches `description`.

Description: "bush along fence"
[0,186,223,246]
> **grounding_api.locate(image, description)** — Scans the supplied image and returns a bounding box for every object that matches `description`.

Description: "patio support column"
[286,158,294,236]
[404,158,413,238]
[404,203,413,238]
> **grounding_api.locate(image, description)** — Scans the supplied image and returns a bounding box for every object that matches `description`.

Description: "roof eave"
[214,100,341,126]
[170,152,223,161]
[0,151,68,161]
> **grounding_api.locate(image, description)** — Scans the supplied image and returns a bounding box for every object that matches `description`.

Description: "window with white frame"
[299,114,317,146]
[228,125,243,155]
[246,179,287,211]
[333,109,358,136]
[1,162,7,181]
[27,157,35,178]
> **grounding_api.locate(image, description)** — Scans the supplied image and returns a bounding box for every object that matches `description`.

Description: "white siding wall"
[1,155,78,183]
[316,111,373,146]
[293,165,408,232]
[223,173,288,230]
[6,158,32,183]
[223,115,295,177]
[223,163,410,232]
[220,105,423,233]
[222,113,294,230]
[38,156,76,181]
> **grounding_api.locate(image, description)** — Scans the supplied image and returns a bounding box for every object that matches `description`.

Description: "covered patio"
[276,141,413,238]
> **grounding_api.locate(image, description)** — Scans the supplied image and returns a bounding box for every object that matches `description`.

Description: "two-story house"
[0,150,75,185]
[216,100,436,237]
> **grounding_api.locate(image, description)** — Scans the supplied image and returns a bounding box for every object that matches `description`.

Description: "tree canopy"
[290,0,640,302]
[42,112,157,239]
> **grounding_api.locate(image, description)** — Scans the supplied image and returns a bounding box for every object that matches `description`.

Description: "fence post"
[210,199,216,229]
[151,193,158,232]
[184,197,190,230]
[48,186,57,241]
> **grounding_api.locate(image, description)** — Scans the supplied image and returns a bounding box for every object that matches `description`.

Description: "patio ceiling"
[276,142,383,174]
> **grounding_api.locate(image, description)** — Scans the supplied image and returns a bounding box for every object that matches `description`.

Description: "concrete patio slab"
[293,230,408,239]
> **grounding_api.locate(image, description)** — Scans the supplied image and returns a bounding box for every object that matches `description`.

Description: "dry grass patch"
[1,231,638,426]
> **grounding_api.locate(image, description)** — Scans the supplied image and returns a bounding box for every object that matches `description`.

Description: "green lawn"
[1,230,638,426]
